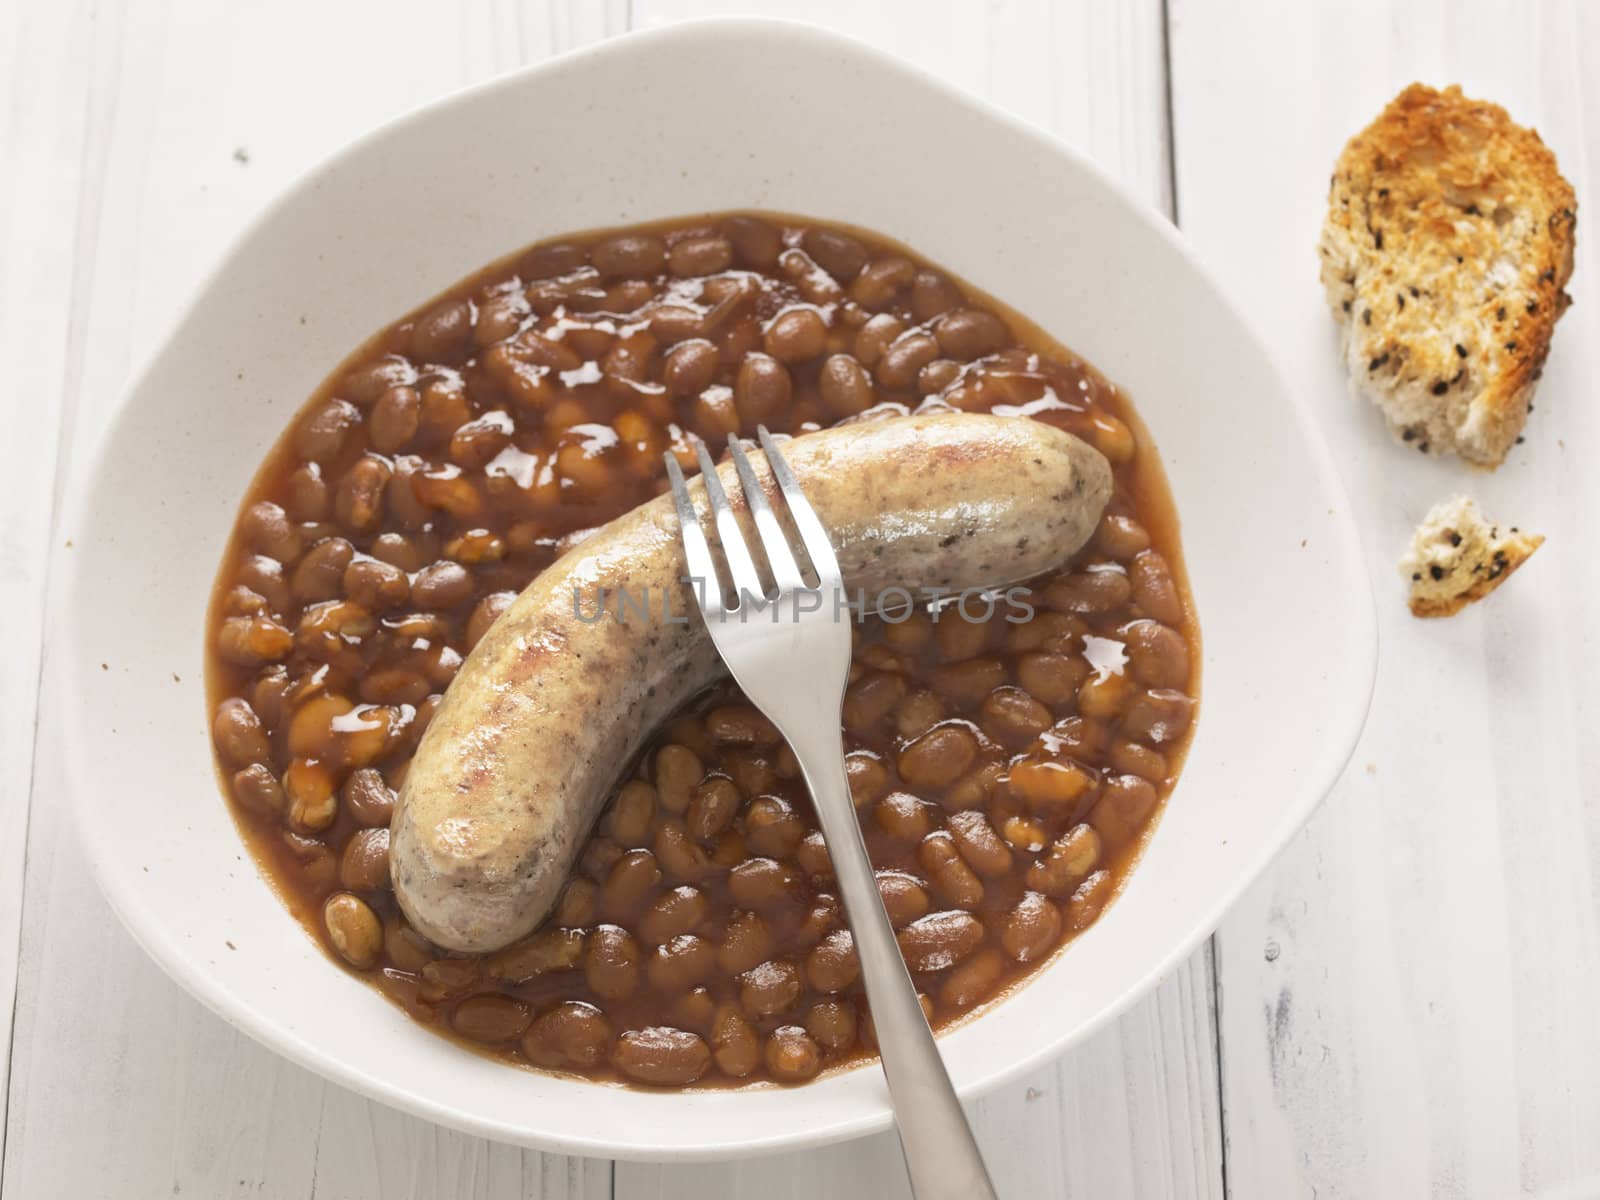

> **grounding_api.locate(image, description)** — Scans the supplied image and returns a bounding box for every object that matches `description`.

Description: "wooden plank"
[0,0,96,1168]
[1169,0,1600,1195]
[1,3,619,1197]
[619,3,1222,1197]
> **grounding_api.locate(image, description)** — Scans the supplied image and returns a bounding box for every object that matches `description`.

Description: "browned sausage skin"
[392,413,1111,952]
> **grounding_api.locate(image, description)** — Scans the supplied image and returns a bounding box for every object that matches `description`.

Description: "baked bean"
[283,464,329,522]
[898,725,978,789]
[758,307,825,364]
[818,353,874,417]
[584,925,641,1000]
[917,833,984,909]
[1008,757,1096,817]
[934,309,1009,360]
[720,751,775,799]
[602,850,663,917]
[452,994,531,1044]
[845,753,889,805]
[1004,609,1081,653]
[691,385,740,438]
[241,501,301,565]
[718,910,773,975]
[687,777,741,841]
[370,532,428,573]
[1051,714,1110,760]
[800,227,867,281]
[895,688,947,740]
[323,893,382,969]
[384,918,435,974]
[449,412,512,471]
[939,948,1005,1011]
[1046,567,1132,614]
[876,871,931,927]
[933,612,989,660]
[911,270,962,320]
[1089,774,1160,851]
[294,399,360,464]
[979,686,1053,746]
[653,818,712,882]
[1077,670,1132,720]
[740,958,803,1016]
[520,241,587,279]
[722,216,782,268]
[343,557,410,611]
[290,537,353,603]
[411,561,474,610]
[876,331,940,390]
[231,763,283,818]
[411,465,484,523]
[250,667,291,728]
[947,810,1013,878]
[1124,620,1189,689]
[639,886,708,945]
[1014,652,1087,705]
[1095,512,1152,560]
[706,704,780,748]
[411,297,472,363]
[282,831,339,891]
[606,780,658,847]
[804,930,860,993]
[1027,824,1102,897]
[653,743,703,813]
[486,928,586,981]
[796,830,833,879]
[843,671,906,733]
[663,339,720,396]
[593,234,666,279]
[897,910,984,972]
[648,934,716,993]
[734,353,792,425]
[285,758,338,831]
[704,1003,759,1078]
[612,1026,711,1086]
[1066,870,1114,931]
[1129,550,1184,625]
[554,878,598,928]
[341,768,395,827]
[876,791,935,841]
[798,1003,854,1056]
[213,697,269,766]
[1121,688,1195,746]
[728,857,803,912]
[1000,892,1062,963]
[1001,814,1048,853]
[743,795,804,857]
[918,358,961,394]
[850,255,915,309]
[475,287,530,346]
[520,1002,612,1069]
[853,312,905,366]
[669,235,733,277]
[1109,737,1167,782]
[341,356,415,405]
[418,957,481,1003]
[339,827,391,891]
[763,1025,821,1083]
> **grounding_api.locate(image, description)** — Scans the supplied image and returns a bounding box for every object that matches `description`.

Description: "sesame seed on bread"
[1320,84,1577,468]
[1400,495,1543,617]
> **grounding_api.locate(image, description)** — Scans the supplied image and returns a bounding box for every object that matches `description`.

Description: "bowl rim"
[55,13,1378,1160]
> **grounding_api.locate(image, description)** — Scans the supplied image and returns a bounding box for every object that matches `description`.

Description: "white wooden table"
[3,2,1597,1196]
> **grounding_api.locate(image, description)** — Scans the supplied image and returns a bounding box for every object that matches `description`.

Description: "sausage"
[391,413,1112,952]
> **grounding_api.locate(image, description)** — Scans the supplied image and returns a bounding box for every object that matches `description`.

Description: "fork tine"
[726,436,807,592]
[691,436,768,608]
[756,426,843,585]
[664,453,724,616]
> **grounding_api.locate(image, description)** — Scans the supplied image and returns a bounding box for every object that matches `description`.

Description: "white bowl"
[58,16,1376,1161]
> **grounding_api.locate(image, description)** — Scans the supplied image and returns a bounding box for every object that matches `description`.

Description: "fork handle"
[788,727,999,1200]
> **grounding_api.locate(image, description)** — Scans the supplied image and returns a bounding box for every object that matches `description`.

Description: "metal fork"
[664,429,998,1200]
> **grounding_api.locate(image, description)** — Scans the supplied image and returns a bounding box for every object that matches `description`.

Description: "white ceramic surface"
[56,16,1376,1161]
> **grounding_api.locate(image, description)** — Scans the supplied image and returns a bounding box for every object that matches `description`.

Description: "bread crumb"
[1400,496,1543,616]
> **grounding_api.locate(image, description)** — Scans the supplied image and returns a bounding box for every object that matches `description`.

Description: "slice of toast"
[1400,496,1543,617]
[1320,84,1576,468]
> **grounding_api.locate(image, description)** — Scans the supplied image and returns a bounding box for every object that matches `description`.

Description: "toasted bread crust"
[1321,84,1577,468]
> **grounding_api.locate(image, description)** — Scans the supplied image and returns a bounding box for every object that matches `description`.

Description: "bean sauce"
[206,212,1199,1089]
